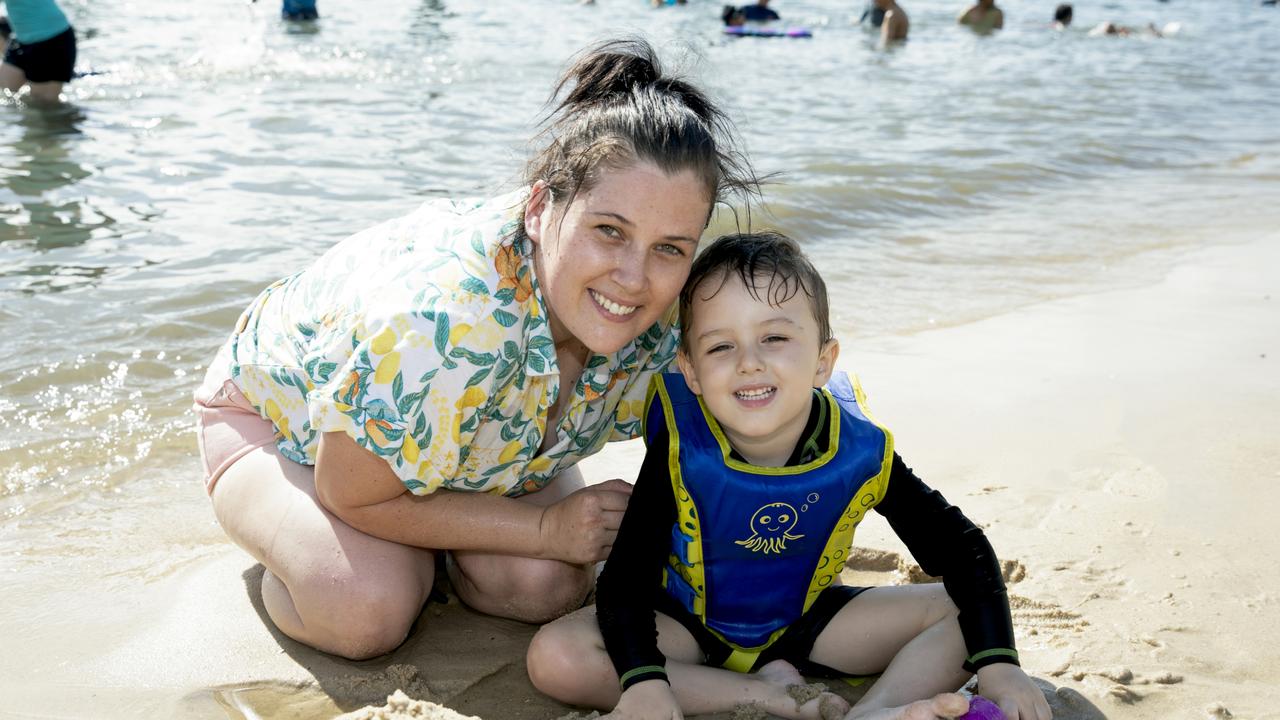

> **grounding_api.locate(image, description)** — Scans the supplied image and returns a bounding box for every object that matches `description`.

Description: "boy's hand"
[976,663,1052,720]
[604,679,682,720]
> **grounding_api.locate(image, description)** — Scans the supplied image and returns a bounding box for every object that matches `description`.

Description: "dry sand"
[1,235,1276,719]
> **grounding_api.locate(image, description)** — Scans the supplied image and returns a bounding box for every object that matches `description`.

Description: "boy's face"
[677,271,839,466]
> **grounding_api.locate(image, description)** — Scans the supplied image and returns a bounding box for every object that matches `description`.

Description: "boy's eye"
[764,335,789,343]
[706,343,731,354]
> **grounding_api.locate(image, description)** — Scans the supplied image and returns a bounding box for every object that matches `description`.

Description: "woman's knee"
[517,561,593,621]
[454,555,591,623]
[290,570,430,660]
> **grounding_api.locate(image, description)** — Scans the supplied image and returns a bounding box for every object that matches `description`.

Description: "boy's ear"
[676,349,703,395]
[813,338,840,387]
[524,181,553,245]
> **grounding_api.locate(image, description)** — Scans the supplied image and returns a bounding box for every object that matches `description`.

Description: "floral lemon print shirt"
[227,190,680,497]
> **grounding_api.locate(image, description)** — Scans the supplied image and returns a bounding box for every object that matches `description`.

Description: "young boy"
[527,233,1049,720]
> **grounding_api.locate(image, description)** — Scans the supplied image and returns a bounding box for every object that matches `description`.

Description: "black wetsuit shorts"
[4,26,77,83]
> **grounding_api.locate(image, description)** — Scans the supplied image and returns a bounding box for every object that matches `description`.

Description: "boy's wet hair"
[1054,4,1073,23]
[679,232,832,352]
[521,37,760,231]
[0,17,11,40]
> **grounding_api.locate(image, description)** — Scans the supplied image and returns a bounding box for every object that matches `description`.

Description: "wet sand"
[1,234,1276,719]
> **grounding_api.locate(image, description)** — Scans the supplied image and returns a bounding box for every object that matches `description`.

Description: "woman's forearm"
[314,430,553,558]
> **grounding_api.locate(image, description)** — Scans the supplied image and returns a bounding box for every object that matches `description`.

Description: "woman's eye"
[655,243,685,257]
[598,225,621,239]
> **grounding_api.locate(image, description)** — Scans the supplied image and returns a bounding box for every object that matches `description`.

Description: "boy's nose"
[737,347,765,374]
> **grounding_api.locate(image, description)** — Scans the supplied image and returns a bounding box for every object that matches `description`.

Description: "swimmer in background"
[281,0,318,21]
[958,0,1003,31]
[251,0,318,21]
[721,6,746,26]
[738,0,780,22]
[858,1,885,27]
[874,0,909,42]
[1053,4,1072,30]
[1088,21,1163,37]
[1,0,77,104]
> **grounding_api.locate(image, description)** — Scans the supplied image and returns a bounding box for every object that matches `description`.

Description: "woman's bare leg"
[211,444,436,659]
[447,466,597,623]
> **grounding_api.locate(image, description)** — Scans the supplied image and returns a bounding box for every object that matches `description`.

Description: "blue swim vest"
[647,372,894,671]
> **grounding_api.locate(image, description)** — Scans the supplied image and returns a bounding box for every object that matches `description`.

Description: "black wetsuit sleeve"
[595,415,679,689]
[876,453,1020,671]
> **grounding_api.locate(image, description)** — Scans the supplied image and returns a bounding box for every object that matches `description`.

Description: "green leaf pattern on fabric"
[226,190,680,497]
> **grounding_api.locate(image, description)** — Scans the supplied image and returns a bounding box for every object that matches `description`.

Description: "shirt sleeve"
[876,453,1020,671]
[595,391,678,689]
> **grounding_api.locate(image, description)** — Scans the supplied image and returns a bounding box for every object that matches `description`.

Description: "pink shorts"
[193,342,280,495]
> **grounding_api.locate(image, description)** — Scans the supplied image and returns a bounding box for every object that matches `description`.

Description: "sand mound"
[336,690,481,720]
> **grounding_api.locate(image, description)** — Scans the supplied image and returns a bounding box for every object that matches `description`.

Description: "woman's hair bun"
[557,38,664,109]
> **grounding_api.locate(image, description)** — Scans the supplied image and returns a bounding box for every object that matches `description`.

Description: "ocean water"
[1,0,1278,616]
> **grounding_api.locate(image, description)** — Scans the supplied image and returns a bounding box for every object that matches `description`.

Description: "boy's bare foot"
[844,693,970,720]
[753,660,851,720]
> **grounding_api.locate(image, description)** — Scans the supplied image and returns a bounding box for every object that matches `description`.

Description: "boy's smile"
[677,270,839,467]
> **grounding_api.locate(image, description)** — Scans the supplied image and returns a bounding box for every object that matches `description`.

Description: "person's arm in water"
[315,432,632,564]
[878,453,1046,718]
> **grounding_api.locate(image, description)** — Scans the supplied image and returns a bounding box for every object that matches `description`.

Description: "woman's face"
[524,161,710,357]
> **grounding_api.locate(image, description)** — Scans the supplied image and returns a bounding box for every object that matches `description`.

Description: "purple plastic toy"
[723,25,813,38]
[956,695,1006,720]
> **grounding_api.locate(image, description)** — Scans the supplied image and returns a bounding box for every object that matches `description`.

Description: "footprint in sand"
[844,548,1027,586]
[1101,463,1167,498]
[1009,594,1088,633]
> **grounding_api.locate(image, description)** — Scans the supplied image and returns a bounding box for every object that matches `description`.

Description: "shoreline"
[2,232,1277,719]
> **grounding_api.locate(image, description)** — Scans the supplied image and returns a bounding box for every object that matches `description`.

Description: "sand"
[1,235,1277,719]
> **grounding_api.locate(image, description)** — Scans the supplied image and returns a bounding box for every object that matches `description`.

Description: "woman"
[194,38,758,660]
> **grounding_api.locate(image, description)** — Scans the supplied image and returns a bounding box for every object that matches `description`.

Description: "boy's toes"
[815,691,850,720]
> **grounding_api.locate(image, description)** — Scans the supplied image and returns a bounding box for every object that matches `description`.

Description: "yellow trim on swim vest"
[695,391,841,477]
[802,375,894,613]
[659,379,706,612]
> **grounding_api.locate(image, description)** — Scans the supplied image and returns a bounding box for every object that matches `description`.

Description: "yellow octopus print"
[735,502,805,554]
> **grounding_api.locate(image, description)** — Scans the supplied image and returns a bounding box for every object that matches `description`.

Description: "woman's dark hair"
[522,37,759,229]
[1054,4,1073,24]
[678,232,831,352]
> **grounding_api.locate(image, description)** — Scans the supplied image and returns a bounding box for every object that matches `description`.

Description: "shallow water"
[1,0,1278,592]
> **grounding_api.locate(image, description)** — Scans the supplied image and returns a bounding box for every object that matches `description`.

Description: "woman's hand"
[977,663,1052,720]
[538,478,633,564]
[603,680,682,720]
